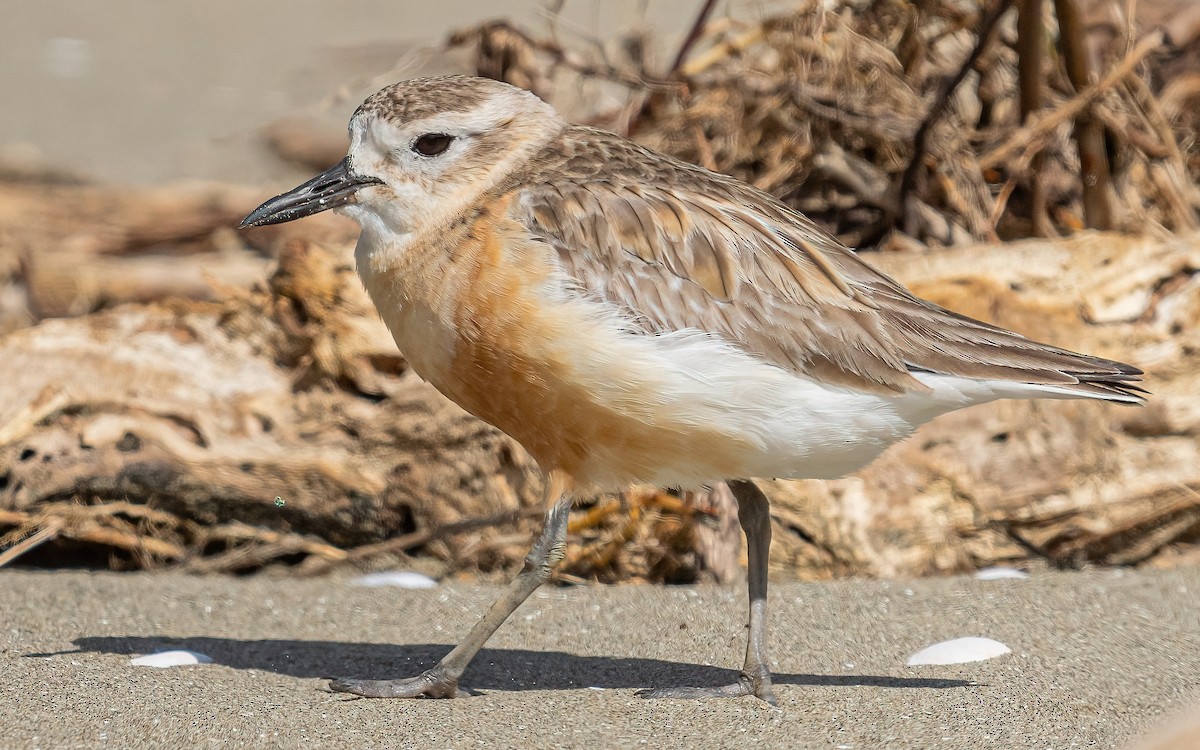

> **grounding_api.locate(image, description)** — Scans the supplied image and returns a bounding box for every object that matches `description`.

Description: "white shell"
[130,650,214,668]
[350,571,439,589]
[975,567,1029,580]
[906,637,1012,666]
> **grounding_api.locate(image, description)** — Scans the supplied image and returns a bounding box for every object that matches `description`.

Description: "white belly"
[558,326,989,489]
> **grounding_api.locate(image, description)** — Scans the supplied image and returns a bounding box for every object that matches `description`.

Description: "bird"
[240,75,1144,704]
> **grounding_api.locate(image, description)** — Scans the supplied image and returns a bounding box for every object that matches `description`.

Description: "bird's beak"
[239,157,382,228]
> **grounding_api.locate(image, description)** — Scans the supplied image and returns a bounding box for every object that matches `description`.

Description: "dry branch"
[980,30,1165,169]
[1055,0,1114,229]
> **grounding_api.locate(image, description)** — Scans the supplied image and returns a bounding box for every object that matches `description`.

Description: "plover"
[241,75,1143,703]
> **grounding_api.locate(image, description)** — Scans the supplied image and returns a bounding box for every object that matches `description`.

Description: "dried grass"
[451,0,1199,246]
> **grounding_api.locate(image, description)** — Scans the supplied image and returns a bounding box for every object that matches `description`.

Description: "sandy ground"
[1,1,790,185]
[4,568,1199,749]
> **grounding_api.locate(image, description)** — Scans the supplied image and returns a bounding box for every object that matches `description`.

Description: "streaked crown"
[340,76,566,235]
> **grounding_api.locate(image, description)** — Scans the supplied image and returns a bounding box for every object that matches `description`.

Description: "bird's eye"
[411,133,454,157]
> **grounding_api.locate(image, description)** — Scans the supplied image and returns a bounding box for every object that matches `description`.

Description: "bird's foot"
[329,665,459,699]
[636,669,777,705]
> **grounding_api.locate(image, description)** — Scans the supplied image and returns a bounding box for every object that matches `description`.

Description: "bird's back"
[512,125,1144,404]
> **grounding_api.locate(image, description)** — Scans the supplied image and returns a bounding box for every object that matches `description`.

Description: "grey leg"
[639,478,777,704]
[331,476,573,698]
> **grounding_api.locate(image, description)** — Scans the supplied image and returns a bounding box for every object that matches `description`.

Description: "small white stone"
[975,567,1029,580]
[130,650,213,668]
[906,637,1011,666]
[350,571,438,589]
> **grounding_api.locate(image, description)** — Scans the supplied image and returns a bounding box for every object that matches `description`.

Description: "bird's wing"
[510,126,1142,397]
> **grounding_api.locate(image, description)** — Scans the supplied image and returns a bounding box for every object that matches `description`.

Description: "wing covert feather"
[509,126,1142,397]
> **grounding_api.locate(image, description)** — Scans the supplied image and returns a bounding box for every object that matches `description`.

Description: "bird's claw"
[636,670,778,705]
[329,666,459,699]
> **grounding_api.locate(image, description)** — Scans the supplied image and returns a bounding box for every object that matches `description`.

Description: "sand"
[0,1,792,185]
[4,567,1198,749]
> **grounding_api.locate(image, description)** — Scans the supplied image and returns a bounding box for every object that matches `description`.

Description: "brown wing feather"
[511,126,1143,400]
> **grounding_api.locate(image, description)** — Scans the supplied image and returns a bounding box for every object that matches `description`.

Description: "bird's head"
[240,76,565,236]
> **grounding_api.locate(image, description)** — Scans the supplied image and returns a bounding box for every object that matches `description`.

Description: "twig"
[565,499,644,572]
[1122,74,1199,227]
[1055,0,1114,230]
[1017,0,1050,235]
[625,0,719,137]
[200,520,347,560]
[67,525,185,560]
[298,506,546,575]
[667,0,720,77]
[990,173,1021,227]
[1015,0,1042,121]
[0,387,70,446]
[448,21,677,92]
[1122,75,1186,165]
[979,30,1165,170]
[679,26,764,78]
[0,521,60,569]
[899,0,1014,235]
[567,498,623,535]
[690,123,718,171]
[1148,163,1200,231]
[185,537,331,574]
[791,83,917,141]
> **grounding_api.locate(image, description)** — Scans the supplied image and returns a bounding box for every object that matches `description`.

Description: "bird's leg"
[639,478,778,704]
[330,473,573,698]
[730,478,778,703]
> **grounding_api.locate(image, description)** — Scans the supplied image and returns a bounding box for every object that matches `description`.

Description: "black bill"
[239,157,382,228]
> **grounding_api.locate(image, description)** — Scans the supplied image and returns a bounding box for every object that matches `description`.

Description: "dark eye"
[411,133,454,157]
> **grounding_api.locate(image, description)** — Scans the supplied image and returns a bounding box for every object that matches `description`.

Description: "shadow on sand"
[48,636,975,694]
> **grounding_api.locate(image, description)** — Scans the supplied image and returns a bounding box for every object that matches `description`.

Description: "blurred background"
[1,0,789,184]
[1,0,1198,583]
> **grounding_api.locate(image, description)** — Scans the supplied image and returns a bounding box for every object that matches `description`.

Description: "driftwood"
[768,231,1200,577]
[1,231,1197,579]
[0,0,1197,580]
[0,177,359,330]
[0,239,539,572]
